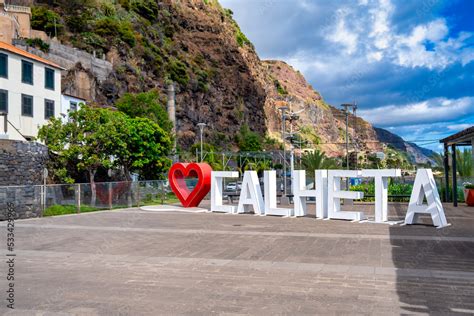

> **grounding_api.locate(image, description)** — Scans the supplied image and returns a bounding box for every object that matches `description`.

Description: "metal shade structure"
[439,126,474,206]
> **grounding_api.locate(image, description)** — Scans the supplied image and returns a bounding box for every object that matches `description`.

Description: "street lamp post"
[341,102,356,188]
[197,123,206,162]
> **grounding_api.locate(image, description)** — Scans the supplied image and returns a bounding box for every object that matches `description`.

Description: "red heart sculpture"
[168,163,212,207]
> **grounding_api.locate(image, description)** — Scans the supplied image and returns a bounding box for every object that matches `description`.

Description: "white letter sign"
[293,170,317,217]
[404,169,449,228]
[315,170,328,219]
[328,170,365,221]
[211,171,238,213]
[237,171,264,215]
[362,169,401,223]
[264,171,292,216]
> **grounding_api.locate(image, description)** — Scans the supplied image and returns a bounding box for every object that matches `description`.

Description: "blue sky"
[220,0,474,152]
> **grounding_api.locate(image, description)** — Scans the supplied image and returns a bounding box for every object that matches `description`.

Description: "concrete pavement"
[0,202,473,315]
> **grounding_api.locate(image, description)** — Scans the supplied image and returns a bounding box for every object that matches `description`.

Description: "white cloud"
[447,123,473,131]
[358,97,474,126]
[325,9,359,55]
[320,0,474,69]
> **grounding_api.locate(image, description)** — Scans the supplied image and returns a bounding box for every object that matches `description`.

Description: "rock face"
[168,1,267,149]
[261,60,383,157]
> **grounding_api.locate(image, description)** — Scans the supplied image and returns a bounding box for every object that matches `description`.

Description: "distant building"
[0,0,47,44]
[0,41,64,141]
[60,93,86,122]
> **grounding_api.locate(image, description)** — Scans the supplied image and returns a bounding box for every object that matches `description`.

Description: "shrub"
[94,17,136,47]
[274,79,288,95]
[167,58,189,86]
[236,28,251,47]
[80,32,107,51]
[25,38,50,53]
[196,69,209,92]
[465,184,474,189]
[31,6,63,36]
[132,0,159,21]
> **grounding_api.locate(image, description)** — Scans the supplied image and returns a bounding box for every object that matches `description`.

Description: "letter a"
[404,169,449,228]
[237,171,264,215]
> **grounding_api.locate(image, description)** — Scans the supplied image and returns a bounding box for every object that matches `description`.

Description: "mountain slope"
[374,127,435,164]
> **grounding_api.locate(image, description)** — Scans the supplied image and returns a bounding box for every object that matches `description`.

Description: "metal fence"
[0,180,187,219]
[0,173,471,220]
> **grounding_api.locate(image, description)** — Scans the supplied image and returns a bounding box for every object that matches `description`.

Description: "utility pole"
[167,83,177,162]
[278,107,288,197]
[197,123,206,162]
[353,102,358,169]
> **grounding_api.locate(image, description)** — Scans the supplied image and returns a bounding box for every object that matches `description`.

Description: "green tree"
[115,90,173,134]
[111,116,172,180]
[237,125,262,152]
[31,6,63,36]
[431,152,445,172]
[38,106,173,203]
[301,150,338,173]
[39,107,116,205]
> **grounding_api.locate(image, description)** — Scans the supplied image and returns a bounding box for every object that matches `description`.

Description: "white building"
[60,93,86,123]
[0,41,64,141]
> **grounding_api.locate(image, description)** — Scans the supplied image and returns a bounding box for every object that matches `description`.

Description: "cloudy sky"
[220,0,474,151]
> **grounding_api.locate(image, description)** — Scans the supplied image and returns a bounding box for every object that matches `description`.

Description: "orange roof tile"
[0,41,64,70]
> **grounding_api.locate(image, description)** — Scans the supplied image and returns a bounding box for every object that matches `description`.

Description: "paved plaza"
[1,202,474,315]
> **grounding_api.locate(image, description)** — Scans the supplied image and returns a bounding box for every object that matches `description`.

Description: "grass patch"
[43,205,99,217]
[141,192,180,206]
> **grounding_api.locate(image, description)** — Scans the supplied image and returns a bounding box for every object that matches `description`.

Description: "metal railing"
[0,180,193,219]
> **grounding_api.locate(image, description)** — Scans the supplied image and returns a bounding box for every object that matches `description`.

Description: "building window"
[0,53,7,78]
[21,94,33,117]
[45,99,55,119]
[0,90,7,113]
[45,67,55,90]
[22,60,33,84]
[69,101,78,112]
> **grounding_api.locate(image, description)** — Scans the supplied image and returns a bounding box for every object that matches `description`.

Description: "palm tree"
[456,148,473,177]
[431,152,444,172]
[301,150,338,173]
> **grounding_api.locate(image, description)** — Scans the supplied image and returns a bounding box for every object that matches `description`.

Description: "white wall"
[60,95,85,123]
[0,51,61,140]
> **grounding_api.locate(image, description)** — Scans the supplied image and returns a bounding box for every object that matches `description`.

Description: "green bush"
[132,0,159,21]
[43,205,99,217]
[465,184,474,189]
[237,124,262,152]
[236,28,251,47]
[31,6,63,36]
[196,69,209,92]
[167,58,190,86]
[350,182,413,202]
[274,79,288,95]
[94,17,136,47]
[26,38,50,53]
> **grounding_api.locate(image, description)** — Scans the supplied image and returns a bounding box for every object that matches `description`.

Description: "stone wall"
[13,39,113,101]
[0,140,48,219]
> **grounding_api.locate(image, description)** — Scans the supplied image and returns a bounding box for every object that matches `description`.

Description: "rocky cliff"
[260,60,383,157]
[27,0,430,161]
